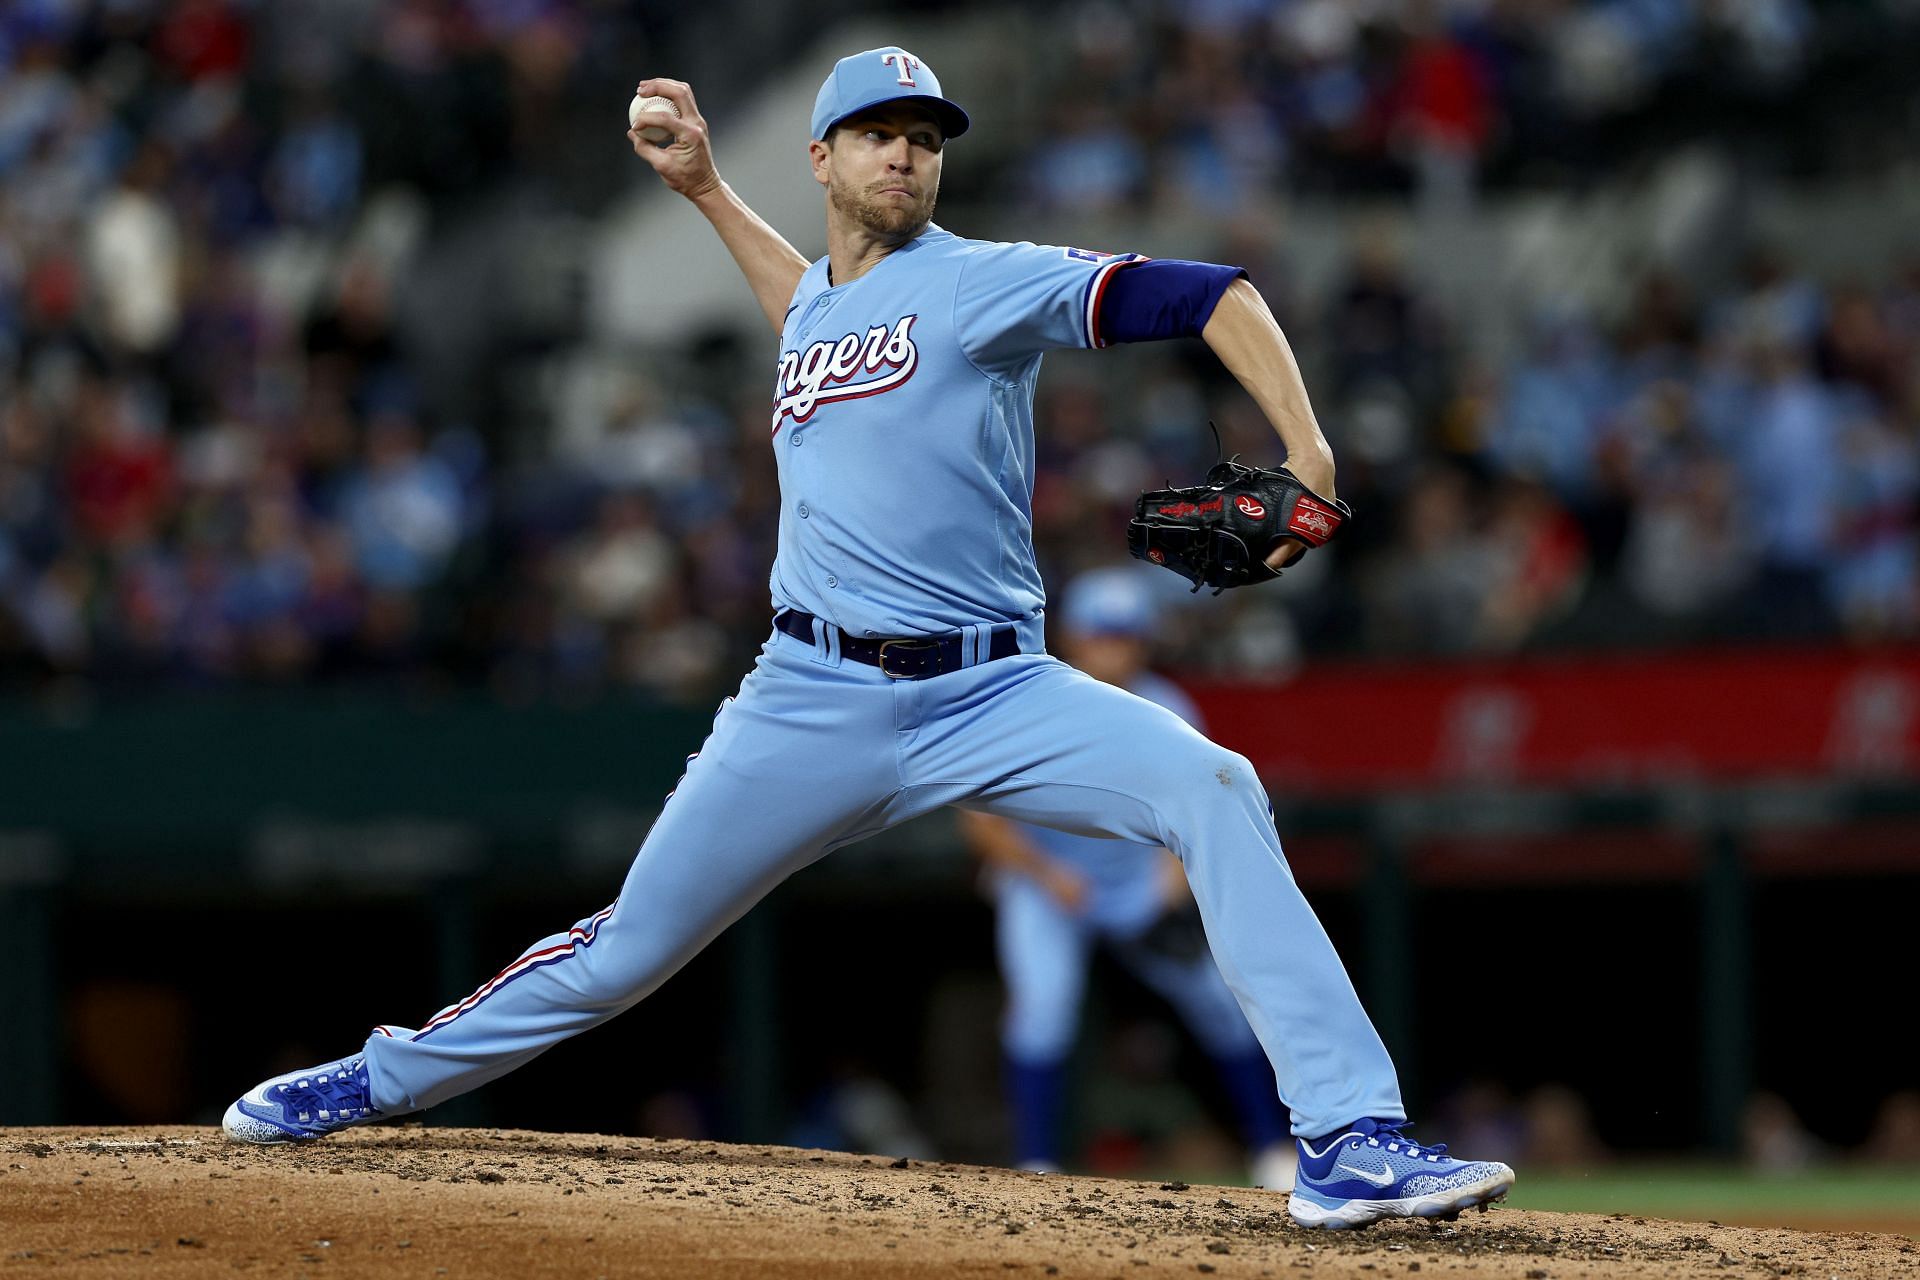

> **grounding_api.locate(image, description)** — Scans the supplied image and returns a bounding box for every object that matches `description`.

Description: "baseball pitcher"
[222,47,1514,1230]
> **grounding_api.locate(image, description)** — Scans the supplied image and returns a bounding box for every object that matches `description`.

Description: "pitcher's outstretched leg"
[223,634,899,1140]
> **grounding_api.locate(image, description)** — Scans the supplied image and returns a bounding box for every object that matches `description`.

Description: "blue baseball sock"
[1213,1047,1288,1152]
[1005,1054,1067,1167]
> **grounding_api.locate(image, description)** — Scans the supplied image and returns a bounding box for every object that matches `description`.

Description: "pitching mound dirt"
[3,1127,1914,1278]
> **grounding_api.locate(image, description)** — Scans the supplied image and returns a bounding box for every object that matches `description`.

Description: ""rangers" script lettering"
[772,314,920,430]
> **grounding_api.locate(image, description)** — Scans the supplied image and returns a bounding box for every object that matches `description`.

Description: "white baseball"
[628,93,680,145]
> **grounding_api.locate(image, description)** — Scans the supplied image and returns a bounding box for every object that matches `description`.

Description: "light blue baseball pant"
[361,624,1404,1138]
[995,874,1261,1063]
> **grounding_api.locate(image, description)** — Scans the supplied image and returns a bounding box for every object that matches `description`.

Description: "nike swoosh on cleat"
[1333,1163,1398,1186]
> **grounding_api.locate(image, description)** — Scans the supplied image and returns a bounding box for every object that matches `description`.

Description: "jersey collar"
[819,222,955,289]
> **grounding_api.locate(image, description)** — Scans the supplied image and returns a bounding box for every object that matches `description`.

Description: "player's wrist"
[1282,439,1336,497]
[685,174,731,212]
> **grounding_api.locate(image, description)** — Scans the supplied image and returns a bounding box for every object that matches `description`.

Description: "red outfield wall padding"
[1185,647,1920,794]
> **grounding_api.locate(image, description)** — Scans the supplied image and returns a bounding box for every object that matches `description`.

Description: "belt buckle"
[877,638,939,679]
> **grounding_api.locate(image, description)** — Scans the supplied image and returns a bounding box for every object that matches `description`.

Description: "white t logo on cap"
[881,51,920,86]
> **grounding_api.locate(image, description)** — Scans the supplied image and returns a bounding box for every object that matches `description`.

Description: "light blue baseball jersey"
[771,225,1144,636]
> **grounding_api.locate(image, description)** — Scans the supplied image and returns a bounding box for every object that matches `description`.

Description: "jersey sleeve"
[953,242,1147,371]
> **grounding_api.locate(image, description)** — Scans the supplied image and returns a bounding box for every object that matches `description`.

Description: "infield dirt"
[3,1127,1914,1279]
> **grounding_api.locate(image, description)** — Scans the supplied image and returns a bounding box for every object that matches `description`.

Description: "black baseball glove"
[1128,459,1351,593]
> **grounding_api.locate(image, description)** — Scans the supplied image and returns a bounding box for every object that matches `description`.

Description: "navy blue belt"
[775,609,1022,680]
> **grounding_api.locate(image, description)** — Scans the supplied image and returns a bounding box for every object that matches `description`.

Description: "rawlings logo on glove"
[1128,459,1350,593]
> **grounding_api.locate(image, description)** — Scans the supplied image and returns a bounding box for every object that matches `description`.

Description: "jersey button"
[791,432,804,446]
[826,575,838,588]
[797,503,810,518]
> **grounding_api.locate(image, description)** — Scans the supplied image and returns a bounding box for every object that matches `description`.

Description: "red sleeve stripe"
[1084,254,1149,349]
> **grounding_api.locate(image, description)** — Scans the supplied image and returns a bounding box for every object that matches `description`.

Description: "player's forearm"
[958,811,1051,876]
[1201,279,1336,496]
[689,180,811,334]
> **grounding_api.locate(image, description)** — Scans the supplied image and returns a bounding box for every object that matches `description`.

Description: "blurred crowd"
[991,236,1920,675]
[5,0,1920,701]
[0,0,702,695]
[1013,0,1911,214]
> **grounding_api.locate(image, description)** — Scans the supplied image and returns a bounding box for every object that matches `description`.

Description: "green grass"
[1175,1160,1920,1234]
[1506,1163,1920,1232]
[1162,1160,1920,1235]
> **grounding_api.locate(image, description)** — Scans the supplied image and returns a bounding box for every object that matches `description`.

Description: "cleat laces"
[1353,1119,1449,1163]
[271,1059,372,1126]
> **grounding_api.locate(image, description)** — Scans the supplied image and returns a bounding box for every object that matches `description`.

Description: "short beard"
[828,177,936,242]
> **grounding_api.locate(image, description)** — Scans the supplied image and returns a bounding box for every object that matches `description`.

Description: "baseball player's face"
[814,104,943,240]
[1065,632,1150,687]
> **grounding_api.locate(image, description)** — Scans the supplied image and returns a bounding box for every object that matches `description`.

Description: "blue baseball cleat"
[222,1055,382,1144]
[1288,1118,1514,1229]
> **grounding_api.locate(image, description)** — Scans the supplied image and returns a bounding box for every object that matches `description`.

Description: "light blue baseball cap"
[1060,568,1157,639]
[810,46,970,142]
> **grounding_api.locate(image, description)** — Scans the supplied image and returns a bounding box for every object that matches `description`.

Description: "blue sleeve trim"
[1095,259,1248,346]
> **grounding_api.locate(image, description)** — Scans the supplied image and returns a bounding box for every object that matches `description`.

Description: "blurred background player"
[960,567,1296,1191]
